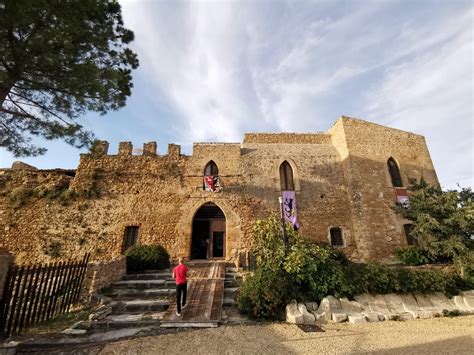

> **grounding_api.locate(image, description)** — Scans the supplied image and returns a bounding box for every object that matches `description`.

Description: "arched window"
[330,227,344,247]
[388,157,403,187]
[280,161,294,191]
[204,161,219,176]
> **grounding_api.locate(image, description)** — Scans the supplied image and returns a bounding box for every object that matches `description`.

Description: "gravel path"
[91,316,474,354]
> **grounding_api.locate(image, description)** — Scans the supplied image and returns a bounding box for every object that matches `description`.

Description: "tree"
[0,0,139,157]
[396,180,474,277]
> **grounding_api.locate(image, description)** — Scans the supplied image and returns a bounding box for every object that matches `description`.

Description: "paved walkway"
[161,262,225,327]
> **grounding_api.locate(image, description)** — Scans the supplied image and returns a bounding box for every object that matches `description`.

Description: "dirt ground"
[59,315,474,354]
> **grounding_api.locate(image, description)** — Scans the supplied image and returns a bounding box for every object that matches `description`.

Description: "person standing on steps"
[172,257,188,317]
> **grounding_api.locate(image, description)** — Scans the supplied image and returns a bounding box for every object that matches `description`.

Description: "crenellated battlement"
[85,141,183,158]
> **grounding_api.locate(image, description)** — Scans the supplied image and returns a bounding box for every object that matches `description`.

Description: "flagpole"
[278,196,288,252]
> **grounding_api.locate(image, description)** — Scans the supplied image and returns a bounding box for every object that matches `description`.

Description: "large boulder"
[460,291,474,310]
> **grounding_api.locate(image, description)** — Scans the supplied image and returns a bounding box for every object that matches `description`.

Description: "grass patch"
[23,308,92,335]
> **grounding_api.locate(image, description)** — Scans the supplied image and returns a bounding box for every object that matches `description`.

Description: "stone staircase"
[78,263,245,331]
[80,270,173,330]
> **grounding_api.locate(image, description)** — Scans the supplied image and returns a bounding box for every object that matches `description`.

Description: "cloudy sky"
[0,0,472,189]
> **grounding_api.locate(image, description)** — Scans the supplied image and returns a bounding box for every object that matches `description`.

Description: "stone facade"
[80,256,126,301]
[0,117,439,265]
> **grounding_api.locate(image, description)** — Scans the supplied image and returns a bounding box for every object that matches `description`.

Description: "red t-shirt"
[173,264,188,285]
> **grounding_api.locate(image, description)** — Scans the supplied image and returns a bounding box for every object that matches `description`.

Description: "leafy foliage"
[394,246,432,266]
[125,244,170,273]
[237,215,473,319]
[0,0,139,156]
[395,180,474,277]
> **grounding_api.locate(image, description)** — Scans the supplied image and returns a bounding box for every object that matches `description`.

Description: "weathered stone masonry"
[0,117,439,265]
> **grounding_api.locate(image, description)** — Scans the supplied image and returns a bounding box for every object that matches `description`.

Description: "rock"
[365,313,381,322]
[11,161,37,170]
[399,294,431,319]
[332,313,348,323]
[318,296,347,321]
[313,311,328,324]
[428,292,456,312]
[286,300,304,324]
[461,291,474,310]
[298,303,316,324]
[383,294,414,320]
[369,295,396,321]
[452,296,472,314]
[340,298,362,314]
[304,302,318,312]
[413,294,441,317]
[61,328,87,335]
[348,314,367,324]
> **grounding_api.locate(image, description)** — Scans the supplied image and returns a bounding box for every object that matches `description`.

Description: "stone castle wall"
[0,117,439,265]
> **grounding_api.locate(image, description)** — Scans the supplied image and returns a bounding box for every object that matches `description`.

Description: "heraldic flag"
[282,190,300,230]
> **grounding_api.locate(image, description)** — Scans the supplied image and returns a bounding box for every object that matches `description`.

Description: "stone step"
[123,273,172,281]
[109,288,175,300]
[224,279,240,287]
[82,312,165,330]
[111,299,170,314]
[224,287,239,298]
[223,297,236,307]
[113,280,171,289]
[225,273,242,280]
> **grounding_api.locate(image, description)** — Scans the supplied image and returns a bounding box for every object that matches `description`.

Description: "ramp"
[161,262,225,328]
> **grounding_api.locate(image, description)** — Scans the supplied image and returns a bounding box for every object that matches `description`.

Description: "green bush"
[395,246,432,265]
[237,267,295,319]
[237,215,473,319]
[125,244,170,272]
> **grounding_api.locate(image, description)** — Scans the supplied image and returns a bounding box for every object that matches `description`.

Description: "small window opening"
[280,161,294,191]
[122,226,139,253]
[330,227,344,247]
[388,158,403,187]
[403,224,416,246]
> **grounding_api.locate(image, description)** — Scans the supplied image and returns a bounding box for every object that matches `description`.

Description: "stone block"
[340,297,362,314]
[332,313,348,323]
[369,295,396,320]
[429,292,456,312]
[398,294,429,319]
[348,314,367,324]
[451,296,471,314]
[286,300,304,325]
[313,311,328,324]
[461,291,474,310]
[304,302,318,312]
[298,303,316,324]
[413,294,442,317]
[365,313,381,322]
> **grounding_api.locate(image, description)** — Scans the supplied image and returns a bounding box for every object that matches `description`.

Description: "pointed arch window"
[204,161,219,176]
[280,161,294,191]
[388,157,403,187]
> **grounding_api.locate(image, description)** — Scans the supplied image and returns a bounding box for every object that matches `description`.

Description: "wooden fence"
[0,253,90,338]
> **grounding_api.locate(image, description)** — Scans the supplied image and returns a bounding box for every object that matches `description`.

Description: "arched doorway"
[191,203,226,259]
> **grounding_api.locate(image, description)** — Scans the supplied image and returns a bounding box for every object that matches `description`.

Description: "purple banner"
[282,190,300,230]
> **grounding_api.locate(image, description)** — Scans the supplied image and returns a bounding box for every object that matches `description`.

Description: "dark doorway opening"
[191,203,226,259]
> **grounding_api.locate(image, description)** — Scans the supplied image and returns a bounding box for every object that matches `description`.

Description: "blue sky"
[0,0,472,189]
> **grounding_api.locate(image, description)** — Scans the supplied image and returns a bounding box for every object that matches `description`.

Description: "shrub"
[395,246,432,265]
[238,215,472,319]
[237,267,295,319]
[125,244,170,272]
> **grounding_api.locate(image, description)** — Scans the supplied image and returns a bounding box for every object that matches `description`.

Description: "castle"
[0,117,439,265]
